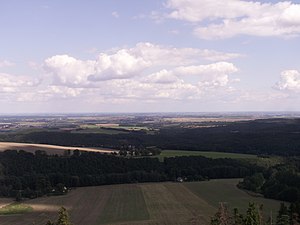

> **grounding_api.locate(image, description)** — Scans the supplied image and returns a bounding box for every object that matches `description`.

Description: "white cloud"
[143,70,180,84]
[0,73,41,103]
[41,86,84,98]
[130,42,240,64]
[0,60,15,67]
[100,79,201,100]
[90,49,150,81]
[112,11,120,18]
[275,70,300,92]
[0,73,38,92]
[168,29,180,35]
[16,43,240,103]
[44,55,95,86]
[44,43,241,86]
[165,0,300,39]
[174,62,238,76]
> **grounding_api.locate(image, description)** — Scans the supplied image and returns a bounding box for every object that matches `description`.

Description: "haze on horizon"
[1,0,300,113]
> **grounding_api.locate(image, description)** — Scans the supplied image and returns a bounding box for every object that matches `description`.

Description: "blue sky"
[1,0,300,113]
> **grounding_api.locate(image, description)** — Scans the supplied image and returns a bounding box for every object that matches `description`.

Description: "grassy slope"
[0,179,282,225]
[0,203,33,215]
[184,179,281,214]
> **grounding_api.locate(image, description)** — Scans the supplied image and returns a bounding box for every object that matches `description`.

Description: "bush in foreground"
[211,202,300,225]
[46,207,72,225]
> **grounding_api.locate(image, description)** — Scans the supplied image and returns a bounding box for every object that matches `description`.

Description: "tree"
[233,208,244,225]
[15,190,22,202]
[211,203,231,225]
[56,207,72,225]
[244,203,262,225]
[45,221,54,225]
[289,203,300,225]
[276,215,289,225]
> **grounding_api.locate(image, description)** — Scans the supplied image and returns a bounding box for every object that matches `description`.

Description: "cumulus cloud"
[141,62,238,88]
[143,70,180,84]
[41,43,241,102]
[0,73,39,93]
[174,62,238,76]
[90,49,150,81]
[0,42,238,103]
[112,11,120,18]
[98,79,201,100]
[130,42,241,64]
[275,70,300,92]
[44,55,95,86]
[41,86,84,98]
[164,0,300,39]
[44,43,241,87]
[0,72,41,103]
[0,60,15,67]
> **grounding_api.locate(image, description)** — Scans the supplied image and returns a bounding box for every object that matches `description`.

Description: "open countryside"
[0,179,281,225]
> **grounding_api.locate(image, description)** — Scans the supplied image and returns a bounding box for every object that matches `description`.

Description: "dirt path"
[0,142,118,155]
[0,198,13,208]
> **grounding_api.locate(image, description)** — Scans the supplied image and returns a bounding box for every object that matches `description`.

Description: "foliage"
[46,207,72,225]
[211,203,231,225]
[238,173,265,192]
[56,207,72,225]
[0,150,261,199]
[5,118,300,156]
[239,162,300,203]
[211,202,300,225]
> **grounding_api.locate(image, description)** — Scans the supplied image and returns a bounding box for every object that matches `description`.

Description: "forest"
[2,118,300,156]
[0,150,261,200]
[238,157,300,202]
[0,149,299,204]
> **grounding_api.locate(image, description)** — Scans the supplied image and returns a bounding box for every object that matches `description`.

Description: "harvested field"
[0,179,281,225]
[0,142,118,155]
[98,185,149,224]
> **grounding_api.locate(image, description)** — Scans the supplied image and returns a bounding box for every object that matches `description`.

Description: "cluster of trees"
[45,202,300,225]
[0,150,261,199]
[238,163,300,203]
[2,118,300,156]
[118,145,162,157]
[211,202,300,225]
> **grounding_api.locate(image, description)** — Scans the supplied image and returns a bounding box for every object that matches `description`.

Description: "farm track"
[0,142,118,155]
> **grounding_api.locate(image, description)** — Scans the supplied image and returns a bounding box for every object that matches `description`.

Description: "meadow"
[156,150,257,161]
[0,179,281,225]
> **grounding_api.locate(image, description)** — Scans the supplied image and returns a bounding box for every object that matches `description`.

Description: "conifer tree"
[244,203,261,225]
[56,207,72,225]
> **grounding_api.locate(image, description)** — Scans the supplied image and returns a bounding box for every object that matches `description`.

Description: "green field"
[0,203,33,215]
[0,179,281,225]
[184,179,281,214]
[73,128,127,134]
[156,150,257,161]
[76,124,152,134]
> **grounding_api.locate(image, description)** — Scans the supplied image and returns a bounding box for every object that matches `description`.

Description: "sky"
[1,0,300,113]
